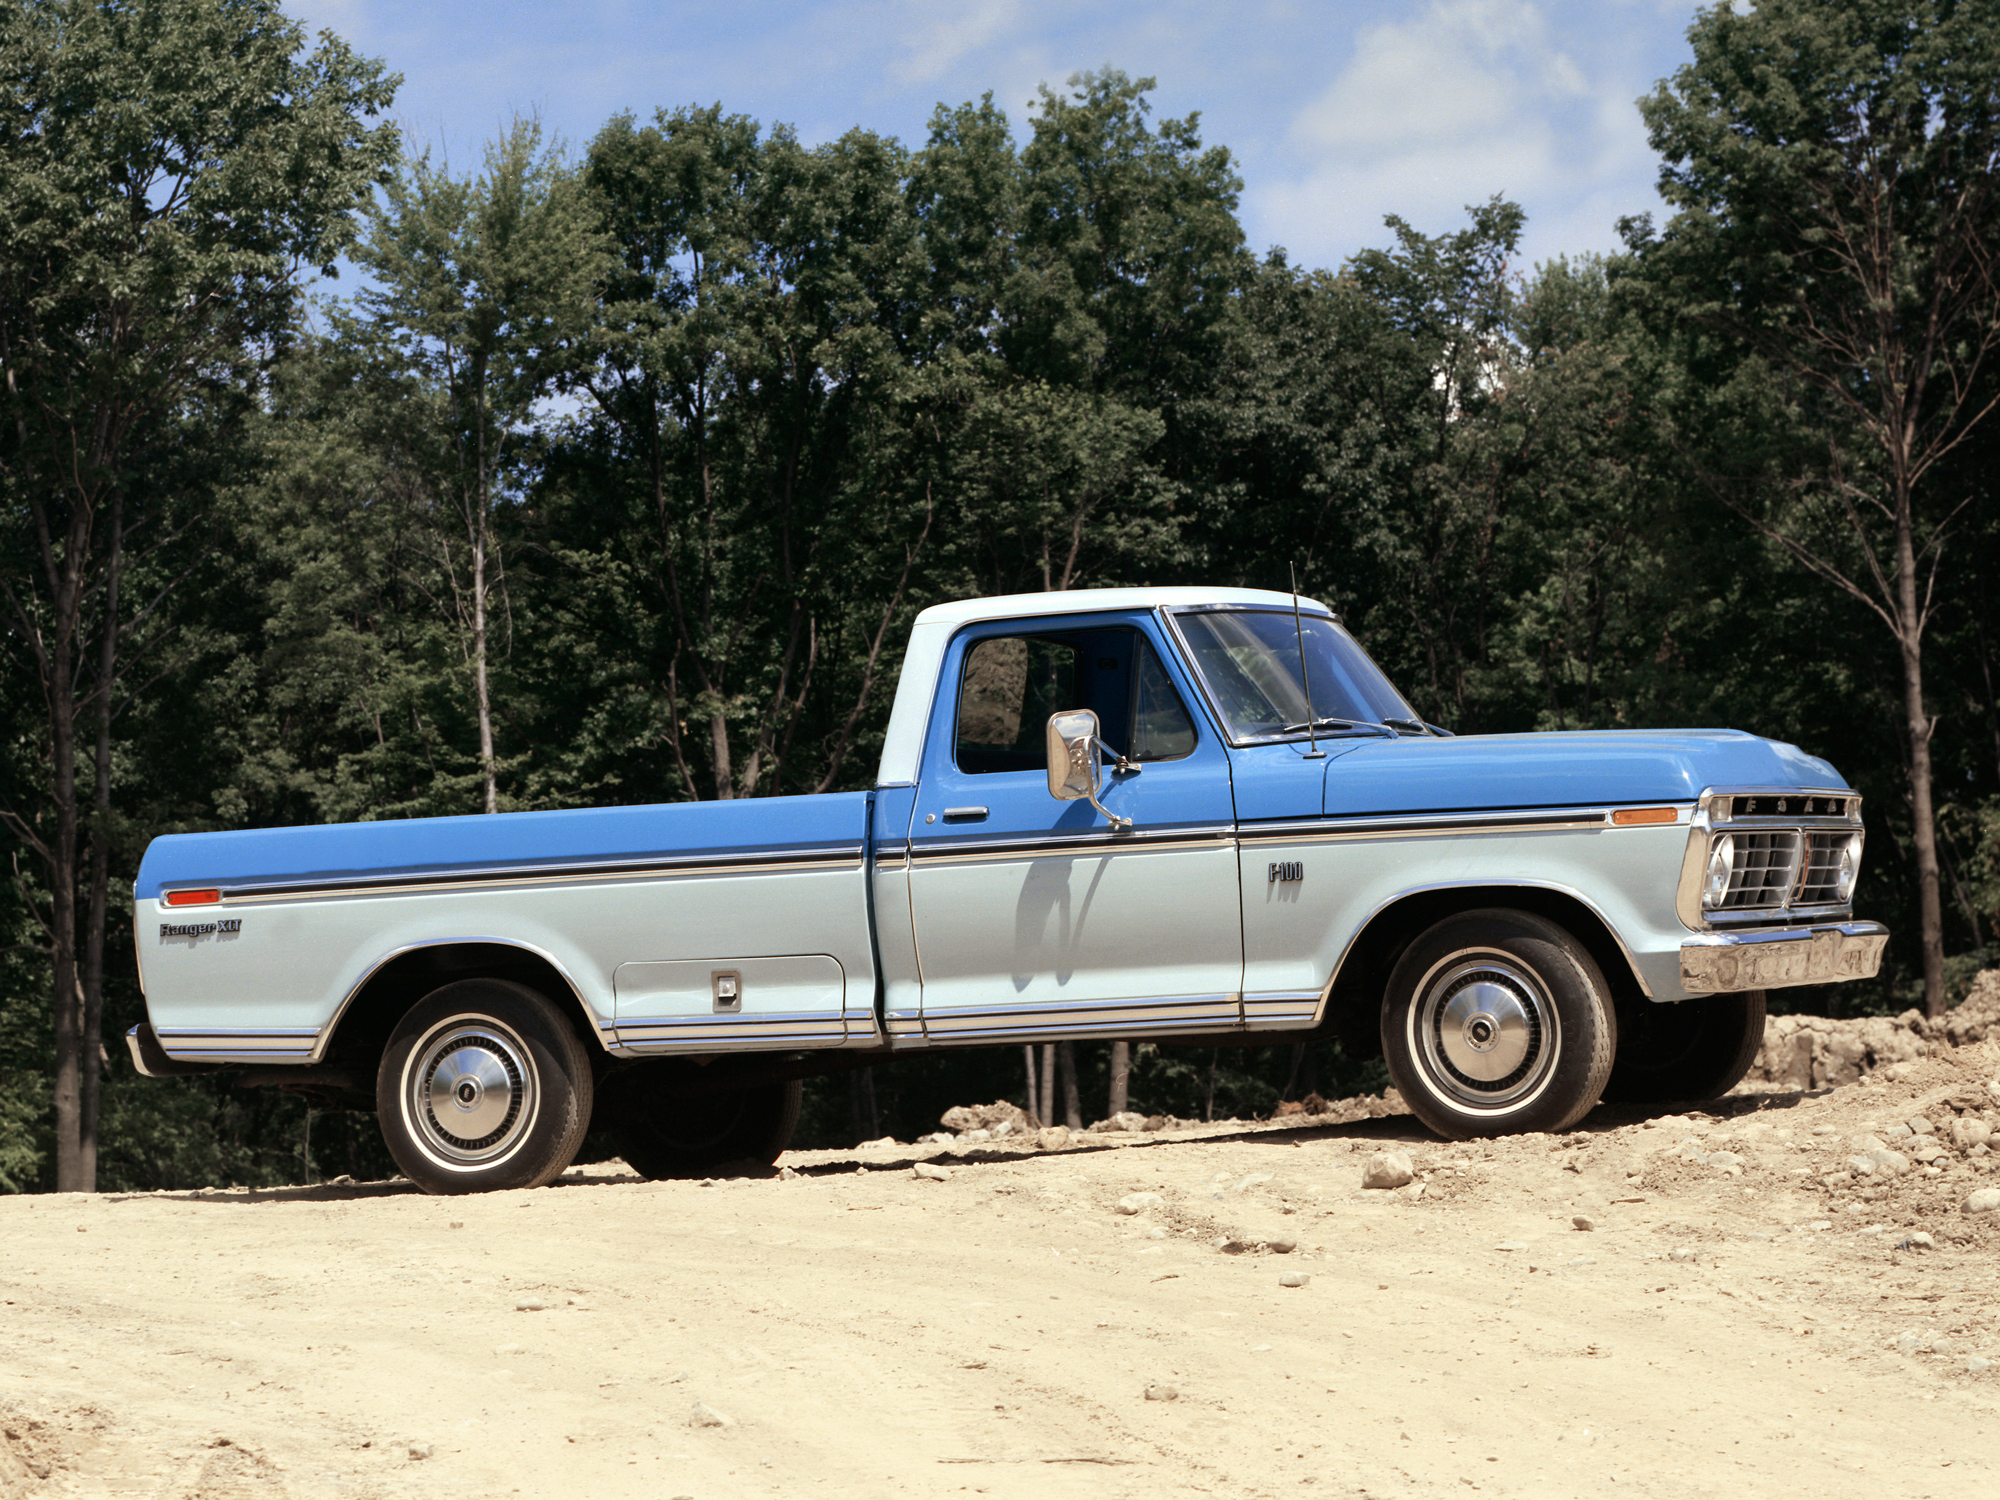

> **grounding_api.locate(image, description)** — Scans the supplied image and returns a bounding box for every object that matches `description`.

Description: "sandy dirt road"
[4,1044,1998,1500]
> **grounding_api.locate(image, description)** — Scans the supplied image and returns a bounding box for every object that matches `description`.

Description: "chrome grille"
[1718,831,1801,910]
[1794,831,1850,907]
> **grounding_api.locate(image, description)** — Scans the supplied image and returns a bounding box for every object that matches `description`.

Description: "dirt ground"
[5,1041,1999,1500]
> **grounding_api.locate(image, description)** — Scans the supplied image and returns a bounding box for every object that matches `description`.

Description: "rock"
[1278,1271,1310,1288]
[1217,1238,1260,1255]
[1036,1126,1073,1151]
[1572,1216,1597,1232]
[1115,1191,1164,1215]
[689,1402,733,1428]
[1969,1357,1992,1375]
[777,1165,799,1180]
[1948,1117,1992,1151]
[858,1135,898,1149]
[1845,1154,1879,1177]
[1090,1111,1149,1133]
[912,1162,951,1181]
[1962,1187,2000,1214]
[1268,1236,1298,1254]
[407,1443,433,1461]
[1908,1116,1936,1135]
[1362,1151,1414,1189]
[1144,1384,1179,1401]
[1494,1240,1528,1253]
[941,1101,1035,1134]
[957,1128,991,1144]
[1895,1231,1936,1251]
[1667,1247,1699,1263]
[515,1297,547,1312]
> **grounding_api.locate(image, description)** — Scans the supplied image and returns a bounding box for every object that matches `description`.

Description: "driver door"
[905,616,1243,1043]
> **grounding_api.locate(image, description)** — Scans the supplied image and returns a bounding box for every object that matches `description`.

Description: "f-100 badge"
[1268,861,1303,883]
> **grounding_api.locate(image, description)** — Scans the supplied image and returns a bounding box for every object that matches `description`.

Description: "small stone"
[858,1135,898,1149]
[777,1165,799,1180]
[1268,1236,1298,1254]
[1278,1271,1310,1288]
[689,1401,733,1428]
[449,1221,465,1230]
[1116,1191,1164,1215]
[1571,1216,1596,1232]
[1908,1116,1936,1135]
[1362,1151,1414,1189]
[1217,1237,1260,1255]
[1667,1247,1698,1263]
[1036,1126,1073,1151]
[1494,1240,1528,1253]
[1962,1187,2000,1214]
[1948,1118,1992,1150]
[1144,1384,1179,1401]
[406,1443,433,1461]
[1968,1357,1991,1375]
[912,1162,951,1181]
[515,1298,547,1312]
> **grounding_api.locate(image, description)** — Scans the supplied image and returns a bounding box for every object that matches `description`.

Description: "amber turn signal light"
[1609,807,1678,827]
[162,888,222,907]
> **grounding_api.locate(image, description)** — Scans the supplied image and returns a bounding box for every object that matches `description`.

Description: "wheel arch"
[1324,881,1650,1035]
[314,939,608,1076]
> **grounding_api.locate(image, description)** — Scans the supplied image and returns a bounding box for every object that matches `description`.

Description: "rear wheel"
[375,979,593,1195]
[1381,908,1616,1139]
[608,1077,803,1179]
[1602,990,1766,1103]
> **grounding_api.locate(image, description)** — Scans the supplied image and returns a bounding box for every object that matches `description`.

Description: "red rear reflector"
[163,888,221,907]
[1610,807,1677,827]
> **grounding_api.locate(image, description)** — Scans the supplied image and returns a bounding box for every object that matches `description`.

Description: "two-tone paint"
[131,586,1886,1071]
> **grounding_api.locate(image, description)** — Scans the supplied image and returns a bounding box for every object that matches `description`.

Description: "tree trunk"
[1894,491,1946,1018]
[1023,1045,1040,1124]
[1057,1040,1082,1130]
[849,1068,880,1144]
[77,485,128,1192]
[50,640,85,1192]
[1107,1040,1130,1117]
[472,374,498,815]
[1039,1044,1056,1128]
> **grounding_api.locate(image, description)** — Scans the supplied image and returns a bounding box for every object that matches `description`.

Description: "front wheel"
[1381,909,1616,1139]
[376,979,593,1195]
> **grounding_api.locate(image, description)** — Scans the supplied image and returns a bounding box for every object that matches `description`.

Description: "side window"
[955,635,1081,774]
[1129,635,1197,761]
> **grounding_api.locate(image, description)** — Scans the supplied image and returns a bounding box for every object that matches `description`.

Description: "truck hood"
[1321,729,1845,816]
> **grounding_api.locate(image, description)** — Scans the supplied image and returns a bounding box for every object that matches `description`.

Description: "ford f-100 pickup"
[128,587,1888,1193]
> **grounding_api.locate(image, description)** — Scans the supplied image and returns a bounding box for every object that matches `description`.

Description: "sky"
[289,0,1708,274]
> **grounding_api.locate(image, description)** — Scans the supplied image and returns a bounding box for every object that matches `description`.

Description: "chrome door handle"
[942,806,989,822]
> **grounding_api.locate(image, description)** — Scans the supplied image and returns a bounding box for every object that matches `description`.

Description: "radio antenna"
[1291,563,1323,759]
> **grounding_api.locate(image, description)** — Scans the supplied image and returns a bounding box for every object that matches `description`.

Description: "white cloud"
[1252,0,1672,269]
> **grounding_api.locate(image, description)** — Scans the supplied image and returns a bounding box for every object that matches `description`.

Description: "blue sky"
[291,0,1706,274]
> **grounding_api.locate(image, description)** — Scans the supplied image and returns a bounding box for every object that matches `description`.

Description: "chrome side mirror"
[1045,709,1132,829]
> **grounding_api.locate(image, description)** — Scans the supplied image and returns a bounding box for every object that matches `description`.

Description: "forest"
[5,0,2000,1193]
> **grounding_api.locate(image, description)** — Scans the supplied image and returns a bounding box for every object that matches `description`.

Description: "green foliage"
[6,15,1999,1186]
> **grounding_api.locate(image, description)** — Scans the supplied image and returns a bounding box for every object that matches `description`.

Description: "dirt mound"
[1746,970,2000,1091]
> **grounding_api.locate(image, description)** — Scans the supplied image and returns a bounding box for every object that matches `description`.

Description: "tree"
[354,117,606,814]
[0,0,396,1191]
[1630,0,2000,1015]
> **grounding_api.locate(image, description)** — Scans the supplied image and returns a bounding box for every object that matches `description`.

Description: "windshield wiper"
[1279,717,1398,738]
[1382,717,1435,736]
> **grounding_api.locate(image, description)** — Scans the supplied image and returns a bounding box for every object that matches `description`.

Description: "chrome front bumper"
[1679,921,1888,994]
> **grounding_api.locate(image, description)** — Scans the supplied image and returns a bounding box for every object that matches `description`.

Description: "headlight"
[1703,834,1735,909]
[1835,831,1863,902]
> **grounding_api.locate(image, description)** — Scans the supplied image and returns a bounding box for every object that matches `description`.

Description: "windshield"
[1171,608,1420,743]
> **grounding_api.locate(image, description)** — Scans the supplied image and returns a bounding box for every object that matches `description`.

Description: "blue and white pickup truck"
[129,588,1887,1193]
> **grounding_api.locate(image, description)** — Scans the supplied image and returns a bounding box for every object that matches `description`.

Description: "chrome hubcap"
[1413,955,1558,1112]
[405,1018,538,1168]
